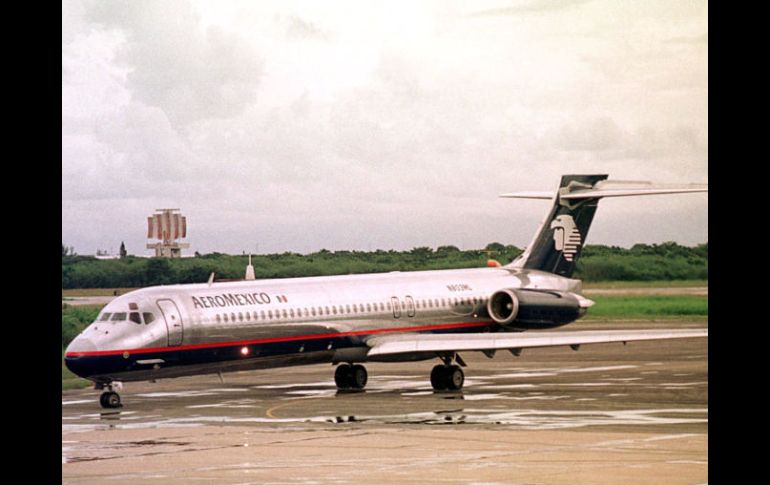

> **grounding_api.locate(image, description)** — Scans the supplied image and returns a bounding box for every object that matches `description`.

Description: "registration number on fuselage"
[446,284,473,292]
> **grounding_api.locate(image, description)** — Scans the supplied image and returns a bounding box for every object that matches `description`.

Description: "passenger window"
[366,303,371,312]
[99,313,112,321]
[282,309,288,318]
[216,314,221,323]
[111,313,127,321]
[142,312,155,324]
[268,310,273,319]
[224,314,229,322]
[311,308,317,316]
[129,312,142,324]
[260,311,265,320]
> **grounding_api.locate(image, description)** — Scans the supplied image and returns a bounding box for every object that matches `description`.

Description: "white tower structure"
[146,209,189,258]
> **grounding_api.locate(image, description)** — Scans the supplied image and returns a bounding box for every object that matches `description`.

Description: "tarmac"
[62,320,707,484]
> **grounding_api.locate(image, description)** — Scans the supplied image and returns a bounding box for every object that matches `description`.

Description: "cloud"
[85,0,264,127]
[283,14,331,41]
[468,0,595,17]
[62,1,707,255]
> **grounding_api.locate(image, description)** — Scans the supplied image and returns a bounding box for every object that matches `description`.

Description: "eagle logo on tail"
[550,215,581,262]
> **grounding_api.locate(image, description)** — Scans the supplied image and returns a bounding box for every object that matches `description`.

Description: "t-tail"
[502,174,708,277]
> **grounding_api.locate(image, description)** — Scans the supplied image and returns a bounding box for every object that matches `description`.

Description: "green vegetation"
[583,280,708,289]
[582,295,708,320]
[62,242,707,288]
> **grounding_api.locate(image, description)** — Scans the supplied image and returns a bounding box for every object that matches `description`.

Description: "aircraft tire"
[350,364,368,389]
[447,365,464,390]
[334,364,352,389]
[430,365,449,391]
[100,391,122,409]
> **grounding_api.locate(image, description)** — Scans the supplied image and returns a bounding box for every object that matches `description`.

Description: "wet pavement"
[62,321,707,484]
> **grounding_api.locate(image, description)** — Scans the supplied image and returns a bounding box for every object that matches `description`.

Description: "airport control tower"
[146,209,189,258]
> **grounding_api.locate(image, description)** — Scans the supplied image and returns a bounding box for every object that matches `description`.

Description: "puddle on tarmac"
[135,389,248,398]
[62,406,707,431]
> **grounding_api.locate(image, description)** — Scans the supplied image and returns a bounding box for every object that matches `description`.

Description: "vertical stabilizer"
[506,175,607,277]
[501,175,707,277]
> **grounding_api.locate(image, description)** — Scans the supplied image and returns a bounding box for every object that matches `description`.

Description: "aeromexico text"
[191,292,274,309]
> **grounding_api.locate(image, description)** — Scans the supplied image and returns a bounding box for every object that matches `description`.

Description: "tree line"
[61,242,707,289]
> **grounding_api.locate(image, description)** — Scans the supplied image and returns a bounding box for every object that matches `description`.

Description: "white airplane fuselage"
[64,266,584,383]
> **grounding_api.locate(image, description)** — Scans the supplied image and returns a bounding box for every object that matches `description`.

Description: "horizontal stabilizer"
[562,180,707,199]
[499,191,554,200]
[500,180,707,201]
[366,328,707,357]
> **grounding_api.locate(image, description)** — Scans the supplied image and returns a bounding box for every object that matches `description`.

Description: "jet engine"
[486,288,586,328]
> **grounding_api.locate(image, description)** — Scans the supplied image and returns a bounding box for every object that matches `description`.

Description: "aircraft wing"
[365,328,707,357]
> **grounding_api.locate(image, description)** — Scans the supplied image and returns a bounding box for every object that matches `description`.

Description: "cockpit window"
[129,312,142,324]
[143,312,155,324]
[110,313,127,321]
[99,313,112,321]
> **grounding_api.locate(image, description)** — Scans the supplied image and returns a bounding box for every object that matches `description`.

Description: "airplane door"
[391,296,401,318]
[157,299,184,346]
[405,296,415,317]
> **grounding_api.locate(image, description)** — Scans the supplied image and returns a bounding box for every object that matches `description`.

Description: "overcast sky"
[62,0,707,257]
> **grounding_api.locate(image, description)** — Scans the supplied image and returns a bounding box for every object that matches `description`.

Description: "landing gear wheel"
[350,364,368,389]
[431,365,448,391]
[446,365,464,390]
[99,391,122,409]
[430,365,464,391]
[335,364,368,391]
[335,364,352,389]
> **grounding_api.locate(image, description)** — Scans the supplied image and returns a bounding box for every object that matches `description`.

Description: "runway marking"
[266,400,299,419]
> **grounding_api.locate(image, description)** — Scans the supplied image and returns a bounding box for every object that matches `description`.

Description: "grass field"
[582,280,707,289]
[63,288,139,298]
[582,295,708,320]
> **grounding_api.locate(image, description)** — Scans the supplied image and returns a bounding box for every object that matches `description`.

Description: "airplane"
[64,174,708,408]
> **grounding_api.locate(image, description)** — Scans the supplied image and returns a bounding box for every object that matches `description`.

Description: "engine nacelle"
[487,288,584,328]
[487,289,520,325]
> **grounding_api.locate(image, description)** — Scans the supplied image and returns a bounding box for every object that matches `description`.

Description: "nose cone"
[64,336,98,379]
[66,336,98,354]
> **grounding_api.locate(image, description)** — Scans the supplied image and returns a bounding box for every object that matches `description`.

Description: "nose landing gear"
[97,382,123,409]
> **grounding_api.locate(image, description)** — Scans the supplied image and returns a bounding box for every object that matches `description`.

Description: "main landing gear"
[430,365,464,391]
[430,353,465,391]
[98,382,123,409]
[334,363,368,391]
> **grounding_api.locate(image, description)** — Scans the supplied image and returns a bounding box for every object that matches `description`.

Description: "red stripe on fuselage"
[65,321,494,358]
